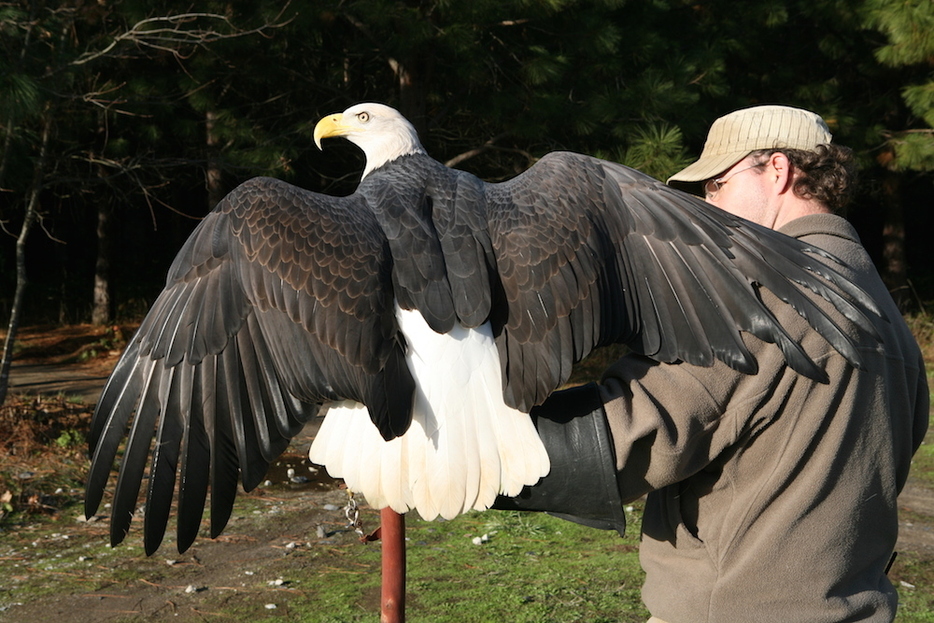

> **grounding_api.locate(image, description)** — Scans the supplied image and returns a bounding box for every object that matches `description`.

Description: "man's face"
[704,157,773,228]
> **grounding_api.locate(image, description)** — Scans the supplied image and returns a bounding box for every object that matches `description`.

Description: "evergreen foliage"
[0,0,931,331]
[864,0,934,171]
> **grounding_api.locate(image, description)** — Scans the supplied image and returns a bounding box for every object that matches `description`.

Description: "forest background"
[1,0,933,378]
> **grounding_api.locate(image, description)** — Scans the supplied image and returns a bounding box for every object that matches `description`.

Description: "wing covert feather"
[358,158,458,332]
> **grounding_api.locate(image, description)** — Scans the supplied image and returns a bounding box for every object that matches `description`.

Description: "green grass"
[0,496,648,622]
[276,506,648,623]
[406,509,646,622]
[912,437,934,488]
[890,549,934,623]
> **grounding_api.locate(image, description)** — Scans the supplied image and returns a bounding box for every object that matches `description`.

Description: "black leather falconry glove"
[492,383,626,536]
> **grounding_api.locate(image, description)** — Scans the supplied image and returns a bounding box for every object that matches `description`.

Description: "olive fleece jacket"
[599,214,929,623]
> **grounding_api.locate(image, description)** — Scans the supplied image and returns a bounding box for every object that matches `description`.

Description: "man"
[495,105,929,622]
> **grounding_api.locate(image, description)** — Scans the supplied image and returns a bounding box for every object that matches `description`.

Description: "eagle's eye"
[357,112,370,123]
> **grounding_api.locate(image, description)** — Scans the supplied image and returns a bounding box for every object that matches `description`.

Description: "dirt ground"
[0,324,932,621]
[1,325,384,622]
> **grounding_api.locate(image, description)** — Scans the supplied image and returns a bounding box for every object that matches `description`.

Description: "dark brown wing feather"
[85,176,414,554]
[483,152,884,411]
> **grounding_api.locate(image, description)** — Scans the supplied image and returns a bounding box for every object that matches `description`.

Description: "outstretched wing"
[483,152,884,411]
[84,176,413,554]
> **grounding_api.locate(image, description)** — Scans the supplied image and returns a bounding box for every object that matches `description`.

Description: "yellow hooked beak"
[313,113,352,150]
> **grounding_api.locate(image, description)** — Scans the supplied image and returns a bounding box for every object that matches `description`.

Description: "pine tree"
[864,0,934,171]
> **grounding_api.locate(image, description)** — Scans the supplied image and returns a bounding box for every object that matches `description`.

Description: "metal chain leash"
[344,490,364,537]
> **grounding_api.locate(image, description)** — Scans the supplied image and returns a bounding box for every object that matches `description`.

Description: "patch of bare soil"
[6,324,129,404]
[898,480,934,551]
[1,455,382,622]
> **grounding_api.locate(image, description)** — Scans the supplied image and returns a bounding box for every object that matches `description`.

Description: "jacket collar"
[777,213,862,245]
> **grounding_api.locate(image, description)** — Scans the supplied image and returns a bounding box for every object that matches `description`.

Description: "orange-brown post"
[380,508,406,623]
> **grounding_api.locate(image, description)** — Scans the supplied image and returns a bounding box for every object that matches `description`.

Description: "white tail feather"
[308,307,550,520]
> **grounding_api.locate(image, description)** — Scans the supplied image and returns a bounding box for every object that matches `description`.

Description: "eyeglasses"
[704,162,767,198]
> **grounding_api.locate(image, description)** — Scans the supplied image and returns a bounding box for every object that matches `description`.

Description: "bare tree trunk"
[0,113,15,185]
[0,113,53,405]
[91,200,113,325]
[389,58,428,139]
[205,110,225,209]
[880,169,909,310]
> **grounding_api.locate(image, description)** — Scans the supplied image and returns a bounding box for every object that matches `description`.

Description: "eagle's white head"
[314,103,426,178]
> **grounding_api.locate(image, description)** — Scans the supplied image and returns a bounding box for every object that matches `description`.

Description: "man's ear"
[768,152,795,195]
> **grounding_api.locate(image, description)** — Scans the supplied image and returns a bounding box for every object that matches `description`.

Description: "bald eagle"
[85,103,882,555]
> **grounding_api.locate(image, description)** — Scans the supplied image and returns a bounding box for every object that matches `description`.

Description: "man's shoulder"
[777,213,860,246]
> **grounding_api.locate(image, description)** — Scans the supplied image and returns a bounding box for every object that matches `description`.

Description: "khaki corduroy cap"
[667,105,833,184]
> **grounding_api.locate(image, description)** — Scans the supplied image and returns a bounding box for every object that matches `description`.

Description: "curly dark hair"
[749,144,857,215]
